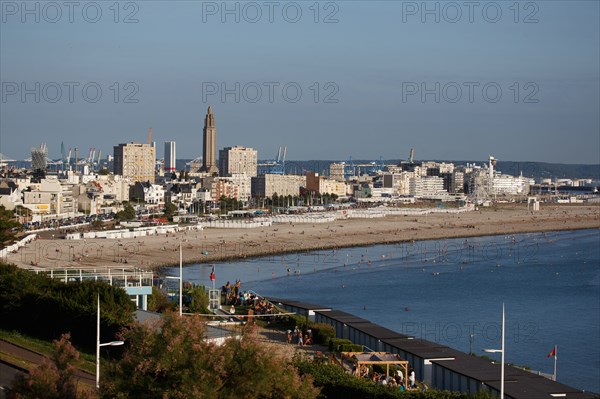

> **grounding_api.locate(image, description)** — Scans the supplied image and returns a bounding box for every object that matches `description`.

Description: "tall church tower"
[201,106,219,174]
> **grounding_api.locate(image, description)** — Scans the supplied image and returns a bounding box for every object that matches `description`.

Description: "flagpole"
[501,303,505,399]
[554,345,557,381]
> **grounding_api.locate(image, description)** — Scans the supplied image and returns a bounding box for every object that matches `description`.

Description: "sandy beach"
[6,204,599,271]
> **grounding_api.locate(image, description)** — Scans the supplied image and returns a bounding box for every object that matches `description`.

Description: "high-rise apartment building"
[219,146,257,177]
[329,162,346,182]
[164,141,176,173]
[201,106,219,174]
[113,142,156,183]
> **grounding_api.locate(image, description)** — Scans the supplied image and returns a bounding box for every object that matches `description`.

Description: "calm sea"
[166,229,600,393]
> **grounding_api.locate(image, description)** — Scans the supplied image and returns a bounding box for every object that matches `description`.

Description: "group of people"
[222,280,242,305]
[353,366,419,391]
[254,298,275,315]
[286,326,313,346]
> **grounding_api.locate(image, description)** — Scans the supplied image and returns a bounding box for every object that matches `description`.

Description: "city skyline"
[1,2,599,164]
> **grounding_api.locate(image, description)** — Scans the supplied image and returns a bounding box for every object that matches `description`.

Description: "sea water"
[167,229,600,393]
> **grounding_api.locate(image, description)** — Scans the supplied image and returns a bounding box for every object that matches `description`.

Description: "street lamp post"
[179,240,182,315]
[96,294,124,389]
[469,333,475,356]
[165,241,183,316]
[483,303,505,399]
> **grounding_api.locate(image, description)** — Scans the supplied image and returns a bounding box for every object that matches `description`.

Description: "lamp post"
[96,294,124,389]
[469,333,475,356]
[483,303,505,399]
[165,241,183,316]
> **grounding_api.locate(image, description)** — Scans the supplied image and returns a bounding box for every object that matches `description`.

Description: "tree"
[0,205,21,249]
[0,264,134,351]
[8,333,92,399]
[163,202,178,221]
[115,203,135,221]
[100,313,319,399]
[146,285,176,313]
[98,168,110,175]
[184,285,209,313]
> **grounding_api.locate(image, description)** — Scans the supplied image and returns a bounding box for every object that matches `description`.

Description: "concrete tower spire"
[201,106,219,175]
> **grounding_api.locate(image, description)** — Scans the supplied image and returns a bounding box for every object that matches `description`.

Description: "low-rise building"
[0,180,22,210]
[306,172,346,197]
[251,174,305,198]
[130,181,165,207]
[21,177,76,221]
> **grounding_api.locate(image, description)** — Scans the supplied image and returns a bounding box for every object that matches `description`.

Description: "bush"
[101,314,319,399]
[184,285,209,313]
[147,285,176,313]
[339,343,363,352]
[276,313,309,331]
[329,338,353,352]
[312,323,335,345]
[0,263,134,351]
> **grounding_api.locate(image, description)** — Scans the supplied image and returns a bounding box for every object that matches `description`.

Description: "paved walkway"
[0,339,96,387]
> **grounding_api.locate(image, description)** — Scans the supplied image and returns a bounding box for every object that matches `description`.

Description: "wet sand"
[6,204,599,271]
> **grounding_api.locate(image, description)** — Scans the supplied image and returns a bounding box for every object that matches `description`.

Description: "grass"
[0,329,96,374]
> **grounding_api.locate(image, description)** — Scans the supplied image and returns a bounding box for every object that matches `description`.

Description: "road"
[0,339,96,391]
[0,361,24,399]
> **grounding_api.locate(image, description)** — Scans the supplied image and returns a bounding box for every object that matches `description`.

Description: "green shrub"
[147,285,176,313]
[339,343,363,352]
[0,263,134,351]
[276,313,309,331]
[329,338,353,352]
[312,323,335,345]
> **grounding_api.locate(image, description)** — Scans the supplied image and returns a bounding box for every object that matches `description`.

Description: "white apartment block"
[492,174,530,195]
[219,146,257,177]
[409,176,446,198]
[113,143,156,183]
[382,172,413,196]
[319,178,347,197]
[220,175,252,201]
[21,177,76,221]
[329,162,346,182]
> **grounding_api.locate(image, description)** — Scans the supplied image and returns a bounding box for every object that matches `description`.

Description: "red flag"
[210,265,215,282]
[547,346,556,358]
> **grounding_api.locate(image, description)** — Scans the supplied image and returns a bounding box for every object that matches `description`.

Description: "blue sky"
[1,0,599,164]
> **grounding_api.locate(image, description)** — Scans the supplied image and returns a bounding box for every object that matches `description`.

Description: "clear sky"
[1,0,598,164]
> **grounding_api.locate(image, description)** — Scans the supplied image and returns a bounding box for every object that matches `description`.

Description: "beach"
[6,204,599,271]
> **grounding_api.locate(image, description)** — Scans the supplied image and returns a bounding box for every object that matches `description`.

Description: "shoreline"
[5,204,599,271]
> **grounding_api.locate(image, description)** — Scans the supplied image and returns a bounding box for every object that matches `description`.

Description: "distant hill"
[177,159,599,180]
